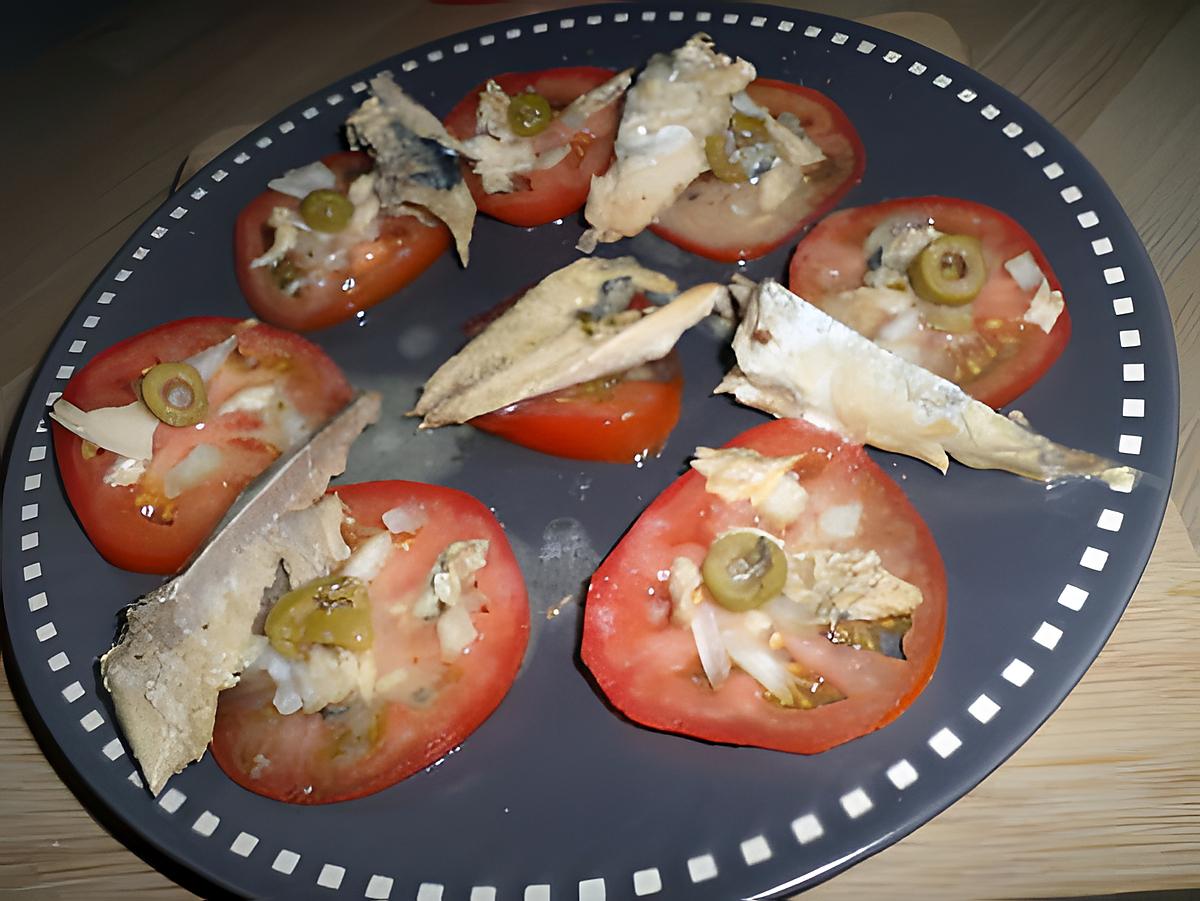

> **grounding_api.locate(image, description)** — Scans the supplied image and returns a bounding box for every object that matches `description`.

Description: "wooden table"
[2,2,1197,898]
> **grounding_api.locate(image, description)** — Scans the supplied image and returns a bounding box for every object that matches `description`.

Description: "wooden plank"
[1074,4,1200,551]
[978,0,1190,141]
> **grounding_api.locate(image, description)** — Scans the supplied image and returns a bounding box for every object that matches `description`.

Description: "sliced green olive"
[265,574,373,659]
[702,530,788,612]
[705,134,749,183]
[140,362,207,427]
[299,189,354,233]
[729,112,769,145]
[908,234,987,306]
[507,91,553,137]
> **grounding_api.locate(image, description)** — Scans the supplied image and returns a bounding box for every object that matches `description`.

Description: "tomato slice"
[470,352,683,463]
[444,67,621,227]
[210,480,529,804]
[650,79,865,262]
[788,196,1072,408]
[581,419,946,754]
[52,317,352,574]
[233,151,450,332]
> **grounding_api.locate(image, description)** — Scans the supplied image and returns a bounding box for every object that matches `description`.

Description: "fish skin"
[412,258,725,427]
[100,392,381,795]
[720,279,1137,487]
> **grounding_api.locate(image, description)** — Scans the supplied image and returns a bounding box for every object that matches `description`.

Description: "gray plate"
[1,4,1178,899]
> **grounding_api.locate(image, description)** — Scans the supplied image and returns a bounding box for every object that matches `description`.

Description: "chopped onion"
[1004,251,1044,292]
[1022,278,1065,334]
[163,444,222,499]
[347,172,375,206]
[274,402,311,451]
[668,556,703,626]
[763,593,822,633]
[217,384,277,415]
[721,628,795,705]
[877,307,922,344]
[690,602,731,690]
[757,472,808,527]
[382,502,428,534]
[267,161,337,199]
[183,335,238,385]
[103,455,147,488]
[818,503,862,540]
[436,604,478,662]
[250,210,301,269]
[50,398,159,461]
[340,531,394,582]
[731,90,769,118]
[863,216,937,267]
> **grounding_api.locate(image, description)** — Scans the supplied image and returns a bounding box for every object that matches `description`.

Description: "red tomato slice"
[650,79,865,262]
[581,419,946,754]
[210,481,529,804]
[52,317,352,574]
[470,352,683,463]
[788,196,1071,408]
[444,67,621,227]
[233,151,450,332]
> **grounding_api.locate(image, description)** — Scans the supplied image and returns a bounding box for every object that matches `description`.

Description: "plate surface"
[1,4,1178,899]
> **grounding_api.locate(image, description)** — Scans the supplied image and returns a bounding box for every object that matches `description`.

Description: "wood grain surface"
[1,2,1197,898]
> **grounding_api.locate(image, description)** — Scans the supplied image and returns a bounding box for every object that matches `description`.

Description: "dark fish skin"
[383,125,462,191]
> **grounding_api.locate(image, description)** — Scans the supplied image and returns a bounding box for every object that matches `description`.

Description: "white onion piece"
[49,398,159,461]
[763,593,822,633]
[275,403,311,451]
[818,503,862,540]
[1022,278,1065,334]
[756,472,808,527]
[340,531,394,582]
[721,628,794,705]
[436,604,478,662]
[163,444,222,499]
[863,217,937,267]
[690,602,731,690]
[250,209,303,269]
[382,502,428,534]
[877,307,922,344]
[103,455,147,488]
[731,90,769,118]
[217,384,277,415]
[183,335,238,385]
[267,161,337,199]
[1004,250,1044,292]
[259,646,304,715]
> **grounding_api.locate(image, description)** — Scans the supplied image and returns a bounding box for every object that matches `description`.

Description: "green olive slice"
[729,112,769,145]
[265,574,374,659]
[705,134,749,183]
[140,362,207,427]
[507,91,553,137]
[299,189,354,233]
[908,234,987,306]
[701,530,788,612]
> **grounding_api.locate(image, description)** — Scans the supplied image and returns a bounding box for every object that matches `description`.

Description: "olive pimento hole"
[939,251,968,281]
[163,378,195,411]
